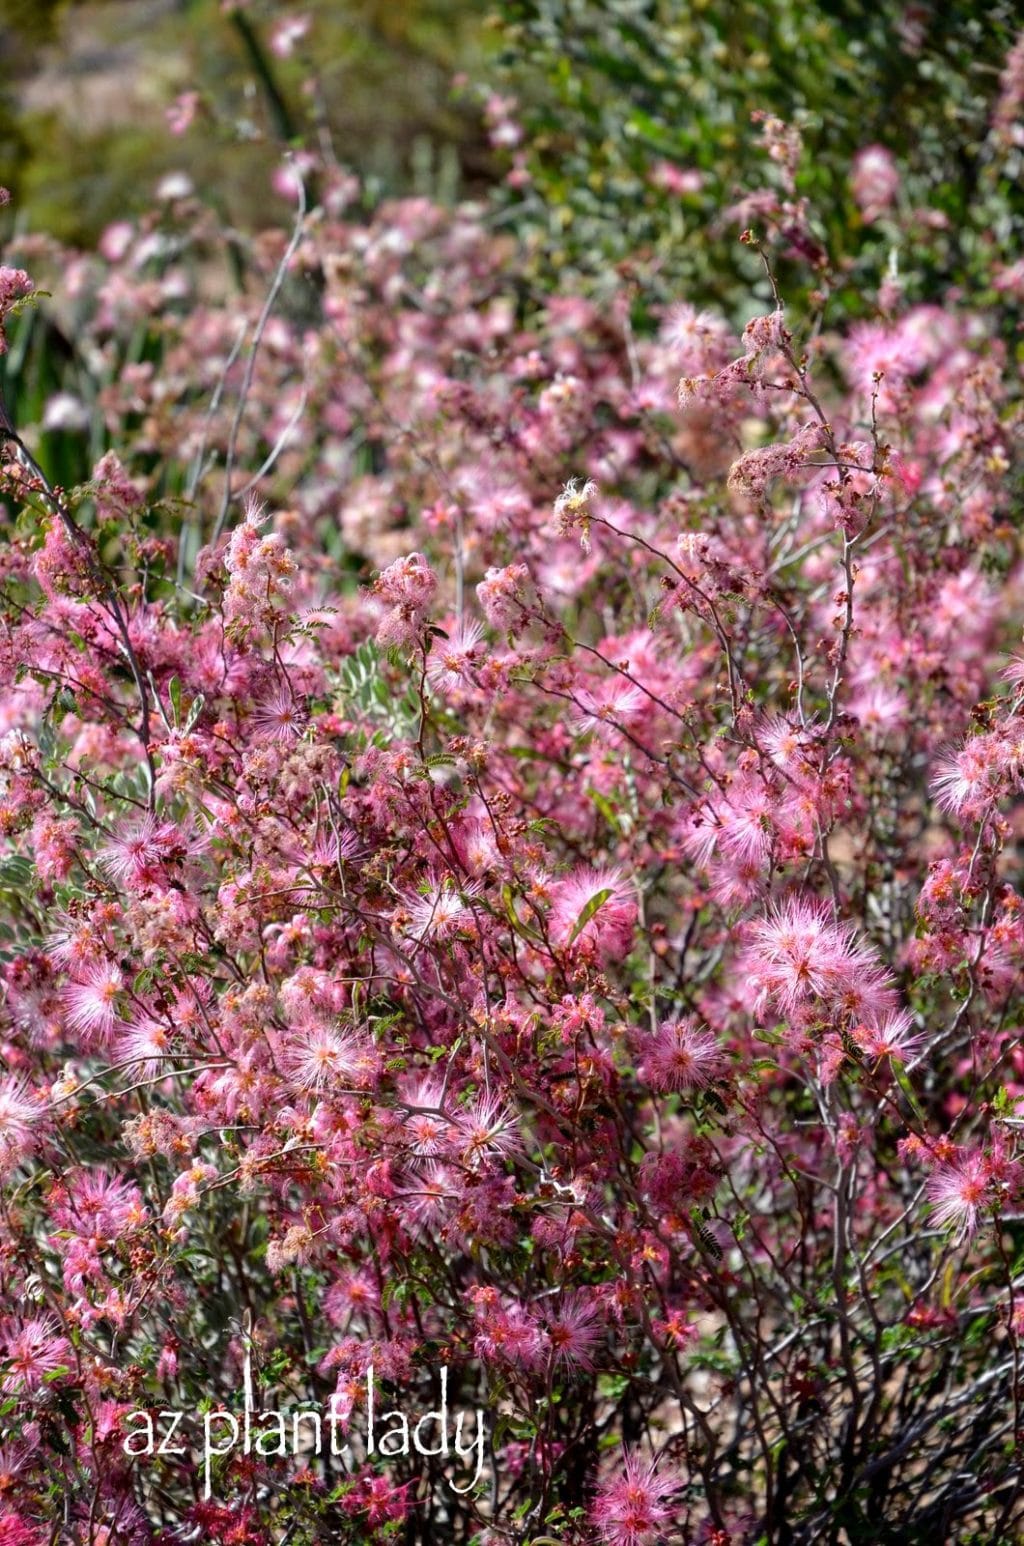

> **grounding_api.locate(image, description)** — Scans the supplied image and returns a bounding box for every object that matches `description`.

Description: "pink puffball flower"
[931,733,1008,818]
[98,812,184,891]
[426,619,485,694]
[399,1076,451,1157]
[745,897,893,1020]
[455,1095,522,1169]
[372,551,438,612]
[403,1162,458,1233]
[0,1079,40,1176]
[476,562,530,630]
[284,1026,370,1093]
[116,1019,175,1078]
[851,144,900,222]
[639,1018,723,1093]
[251,685,306,742]
[549,866,637,958]
[371,551,438,646]
[852,1011,925,1065]
[405,879,481,942]
[546,1291,603,1372]
[927,1153,990,1239]
[572,681,645,739]
[62,964,125,1048]
[590,1449,681,1546]
[0,1315,72,1394]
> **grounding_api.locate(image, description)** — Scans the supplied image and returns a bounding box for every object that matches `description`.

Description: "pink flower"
[852,1011,924,1065]
[371,552,438,646]
[272,151,318,204]
[572,680,645,739]
[284,1026,371,1092]
[251,685,306,742]
[714,777,777,866]
[931,734,1007,818]
[0,1079,39,1176]
[99,813,185,890]
[727,421,823,498]
[0,1315,71,1394]
[851,145,900,221]
[549,866,637,958]
[660,304,733,374]
[426,619,485,694]
[116,1018,175,1076]
[476,562,530,631]
[639,1019,723,1092]
[0,266,33,355]
[745,897,894,1022]
[401,1162,458,1234]
[54,1169,145,1241]
[546,1291,603,1372]
[98,220,134,262]
[0,1515,45,1546]
[404,879,481,942]
[399,1076,451,1157]
[165,90,200,136]
[270,13,310,57]
[455,1095,522,1168]
[63,964,125,1047]
[927,1153,990,1238]
[650,162,704,196]
[472,1291,548,1370]
[591,1449,681,1546]
[372,552,438,612]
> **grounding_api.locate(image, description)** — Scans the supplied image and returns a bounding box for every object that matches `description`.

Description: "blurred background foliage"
[0,0,494,242]
[489,0,1024,319]
[0,0,1021,493]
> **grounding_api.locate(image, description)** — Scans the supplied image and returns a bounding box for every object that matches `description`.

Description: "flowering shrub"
[490,0,1024,318]
[0,31,1023,1546]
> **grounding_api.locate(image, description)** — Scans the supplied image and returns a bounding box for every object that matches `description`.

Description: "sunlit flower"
[1,1315,71,1394]
[549,866,636,958]
[590,1449,681,1546]
[405,880,481,942]
[63,964,125,1046]
[927,1154,990,1239]
[639,1019,723,1092]
[426,620,485,694]
[284,1026,369,1092]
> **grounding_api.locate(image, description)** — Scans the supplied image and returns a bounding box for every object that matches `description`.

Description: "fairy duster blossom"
[850,144,900,222]
[590,1449,682,1546]
[638,1018,723,1093]
[0,1079,39,1177]
[744,897,896,1025]
[549,866,637,958]
[927,1153,991,1240]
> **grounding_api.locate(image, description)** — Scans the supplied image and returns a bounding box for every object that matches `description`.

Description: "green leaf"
[567,886,613,945]
[184,692,205,733]
[0,855,34,888]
